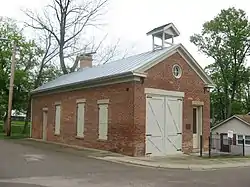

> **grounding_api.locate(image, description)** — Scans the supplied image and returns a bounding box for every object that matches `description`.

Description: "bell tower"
[146,23,180,51]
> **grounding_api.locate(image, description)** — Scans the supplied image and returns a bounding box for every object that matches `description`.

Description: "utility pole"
[6,41,16,136]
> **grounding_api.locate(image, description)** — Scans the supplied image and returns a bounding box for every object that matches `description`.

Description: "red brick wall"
[32,82,136,156]
[32,51,210,157]
[133,52,210,156]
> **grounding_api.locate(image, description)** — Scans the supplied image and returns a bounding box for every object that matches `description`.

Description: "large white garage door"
[165,96,183,154]
[146,96,165,156]
[146,94,183,156]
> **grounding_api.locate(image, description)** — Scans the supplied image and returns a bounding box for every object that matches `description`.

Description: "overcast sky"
[1,0,250,68]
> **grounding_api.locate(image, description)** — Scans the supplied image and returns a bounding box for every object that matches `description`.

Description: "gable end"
[136,44,214,87]
[211,115,250,131]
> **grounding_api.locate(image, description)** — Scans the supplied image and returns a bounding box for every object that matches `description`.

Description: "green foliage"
[0,120,29,139]
[191,7,250,124]
[0,17,60,122]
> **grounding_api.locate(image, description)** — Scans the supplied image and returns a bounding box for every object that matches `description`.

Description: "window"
[245,135,250,145]
[237,135,243,145]
[98,99,109,140]
[172,64,182,78]
[237,135,250,145]
[55,104,61,135]
[76,99,86,137]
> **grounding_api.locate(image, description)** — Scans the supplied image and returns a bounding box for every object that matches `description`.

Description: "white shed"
[211,115,250,155]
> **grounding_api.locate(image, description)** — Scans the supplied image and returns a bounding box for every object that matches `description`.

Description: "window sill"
[75,136,84,140]
[97,138,108,142]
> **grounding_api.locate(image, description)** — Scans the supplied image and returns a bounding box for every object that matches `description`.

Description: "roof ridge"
[98,46,171,66]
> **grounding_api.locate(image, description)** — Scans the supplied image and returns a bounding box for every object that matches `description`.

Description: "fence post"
[200,135,203,157]
[243,138,245,156]
[209,136,211,158]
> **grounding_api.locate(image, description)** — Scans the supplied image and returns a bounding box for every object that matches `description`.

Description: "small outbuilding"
[30,23,214,157]
[211,115,250,155]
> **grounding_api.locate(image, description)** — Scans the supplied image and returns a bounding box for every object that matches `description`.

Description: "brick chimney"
[79,54,93,68]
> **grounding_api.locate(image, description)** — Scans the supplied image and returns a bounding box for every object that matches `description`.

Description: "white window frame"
[172,64,182,79]
[236,134,250,146]
[98,99,109,140]
[245,135,250,145]
[76,99,86,138]
[55,103,61,135]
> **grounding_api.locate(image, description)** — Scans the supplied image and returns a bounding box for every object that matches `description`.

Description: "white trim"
[192,101,204,106]
[236,134,243,145]
[145,88,184,98]
[211,115,250,131]
[97,99,110,104]
[76,102,85,138]
[137,45,178,72]
[55,105,61,135]
[172,64,182,79]
[33,76,141,97]
[132,72,147,77]
[42,107,48,111]
[236,134,250,146]
[147,29,164,36]
[177,49,207,84]
[55,101,61,105]
[177,45,214,86]
[98,103,109,140]
[147,23,180,37]
[164,23,180,36]
[76,98,86,103]
[136,44,214,87]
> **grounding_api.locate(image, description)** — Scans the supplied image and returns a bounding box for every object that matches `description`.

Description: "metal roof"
[32,45,177,94]
[146,23,171,35]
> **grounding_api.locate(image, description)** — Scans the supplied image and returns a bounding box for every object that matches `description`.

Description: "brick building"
[31,23,214,156]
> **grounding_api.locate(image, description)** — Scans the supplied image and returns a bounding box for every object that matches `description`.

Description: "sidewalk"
[91,154,250,170]
[13,138,250,170]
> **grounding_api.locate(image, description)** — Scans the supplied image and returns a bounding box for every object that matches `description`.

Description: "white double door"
[146,94,183,156]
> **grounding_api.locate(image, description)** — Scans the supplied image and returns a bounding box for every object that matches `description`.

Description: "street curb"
[91,156,250,171]
[22,138,122,156]
[16,138,250,171]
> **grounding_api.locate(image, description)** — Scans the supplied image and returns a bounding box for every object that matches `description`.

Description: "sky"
[0,0,250,68]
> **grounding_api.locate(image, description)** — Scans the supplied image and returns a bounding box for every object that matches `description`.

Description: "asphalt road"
[1,140,250,187]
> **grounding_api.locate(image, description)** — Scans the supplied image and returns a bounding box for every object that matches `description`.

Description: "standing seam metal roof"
[33,45,177,93]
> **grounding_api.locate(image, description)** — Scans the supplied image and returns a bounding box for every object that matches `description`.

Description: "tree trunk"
[227,101,232,118]
[59,46,67,74]
[22,97,31,134]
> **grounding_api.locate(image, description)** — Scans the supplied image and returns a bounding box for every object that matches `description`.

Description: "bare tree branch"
[23,0,109,74]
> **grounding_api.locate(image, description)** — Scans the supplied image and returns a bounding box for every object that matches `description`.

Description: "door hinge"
[177,99,183,101]
[177,132,182,135]
[177,149,182,151]
[146,152,152,155]
[147,95,152,98]
[146,134,152,136]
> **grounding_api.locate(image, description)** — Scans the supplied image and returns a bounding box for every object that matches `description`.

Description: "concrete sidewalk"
[93,154,250,170]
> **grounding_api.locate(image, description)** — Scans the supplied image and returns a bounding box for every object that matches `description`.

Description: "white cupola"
[146,23,180,51]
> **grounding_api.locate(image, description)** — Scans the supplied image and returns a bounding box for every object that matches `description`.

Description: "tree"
[0,17,61,134]
[22,30,61,134]
[190,7,250,123]
[24,0,109,74]
[0,17,34,132]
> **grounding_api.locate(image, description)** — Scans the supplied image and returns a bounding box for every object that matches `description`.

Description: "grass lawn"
[0,121,30,139]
